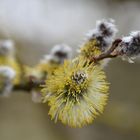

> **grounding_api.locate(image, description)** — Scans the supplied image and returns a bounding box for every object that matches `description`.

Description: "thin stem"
[13,81,45,92]
[13,39,122,92]
[91,39,122,62]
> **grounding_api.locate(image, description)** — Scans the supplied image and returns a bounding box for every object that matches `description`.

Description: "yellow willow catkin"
[79,39,101,59]
[41,58,109,127]
[78,38,111,68]
[0,56,22,85]
[0,40,22,85]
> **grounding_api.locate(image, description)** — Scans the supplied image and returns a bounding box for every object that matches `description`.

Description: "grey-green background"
[0,0,140,140]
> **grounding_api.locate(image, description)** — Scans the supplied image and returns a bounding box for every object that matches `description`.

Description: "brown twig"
[13,80,45,92]
[91,39,122,62]
[13,39,122,92]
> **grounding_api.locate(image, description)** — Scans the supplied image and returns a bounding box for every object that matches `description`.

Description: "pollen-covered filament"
[63,70,88,103]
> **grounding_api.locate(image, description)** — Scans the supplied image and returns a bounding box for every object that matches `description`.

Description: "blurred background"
[0,0,140,140]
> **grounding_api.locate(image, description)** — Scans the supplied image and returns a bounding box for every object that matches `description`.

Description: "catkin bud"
[0,66,15,80]
[120,31,140,56]
[118,31,140,63]
[87,19,118,51]
[0,66,15,97]
[0,40,15,56]
[50,44,72,64]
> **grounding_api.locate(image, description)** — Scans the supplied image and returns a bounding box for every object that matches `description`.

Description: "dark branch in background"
[13,80,45,92]
[13,39,122,92]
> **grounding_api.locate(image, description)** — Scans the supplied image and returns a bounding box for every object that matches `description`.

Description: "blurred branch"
[13,39,123,92]
[13,80,44,92]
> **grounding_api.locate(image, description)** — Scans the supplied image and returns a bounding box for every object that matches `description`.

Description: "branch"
[91,39,122,62]
[13,39,122,92]
[13,79,45,92]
